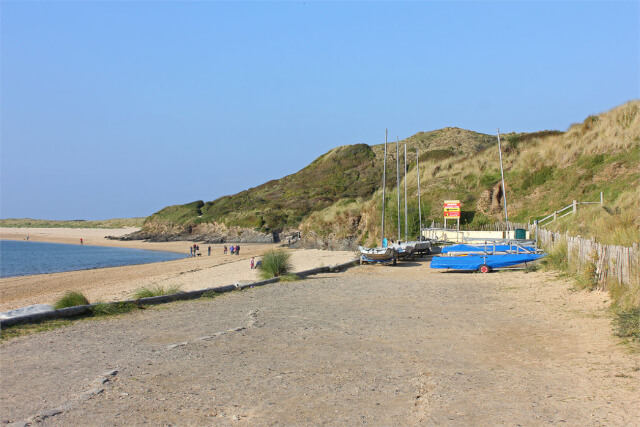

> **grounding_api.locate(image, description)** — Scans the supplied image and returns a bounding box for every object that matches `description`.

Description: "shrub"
[54,291,90,309]
[258,249,292,279]
[612,305,640,342]
[133,284,182,299]
[542,240,569,271]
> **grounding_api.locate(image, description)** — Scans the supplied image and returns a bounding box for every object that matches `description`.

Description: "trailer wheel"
[393,257,397,266]
[479,264,491,274]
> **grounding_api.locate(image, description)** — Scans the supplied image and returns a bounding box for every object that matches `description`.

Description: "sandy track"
[1,263,638,425]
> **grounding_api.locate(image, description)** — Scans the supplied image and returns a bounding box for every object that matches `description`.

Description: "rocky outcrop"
[292,233,359,251]
[108,221,281,244]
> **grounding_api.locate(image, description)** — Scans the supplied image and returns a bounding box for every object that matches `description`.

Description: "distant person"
[80,238,83,245]
[26,236,29,241]
[236,244,240,255]
[250,257,255,269]
[190,246,193,257]
[208,246,211,256]
[224,245,228,254]
[255,260,262,269]
[230,245,235,255]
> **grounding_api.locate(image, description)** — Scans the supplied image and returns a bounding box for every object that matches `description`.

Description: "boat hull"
[430,253,544,271]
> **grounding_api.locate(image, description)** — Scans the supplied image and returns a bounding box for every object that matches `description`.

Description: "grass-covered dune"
[144,128,502,234]
[143,100,638,247]
[0,218,145,229]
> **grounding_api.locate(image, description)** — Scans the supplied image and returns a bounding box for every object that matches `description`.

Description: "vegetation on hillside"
[145,129,501,233]
[145,100,638,250]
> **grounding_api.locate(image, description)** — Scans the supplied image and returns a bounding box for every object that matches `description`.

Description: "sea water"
[0,240,188,278]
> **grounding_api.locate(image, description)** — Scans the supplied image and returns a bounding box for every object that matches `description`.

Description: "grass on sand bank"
[258,249,292,279]
[54,291,90,309]
[133,284,182,299]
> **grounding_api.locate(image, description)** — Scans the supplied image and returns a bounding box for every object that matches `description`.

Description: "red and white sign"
[444,200,461,218]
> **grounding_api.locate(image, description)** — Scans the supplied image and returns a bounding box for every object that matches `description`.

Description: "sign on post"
[444,200,461,230]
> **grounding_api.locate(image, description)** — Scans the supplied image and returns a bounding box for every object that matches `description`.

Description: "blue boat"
[430,252,544,272]
[441,244,536,255]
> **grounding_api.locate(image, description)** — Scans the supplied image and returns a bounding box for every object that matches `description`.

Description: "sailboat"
[359,130,397,265]
[395,145,431,257]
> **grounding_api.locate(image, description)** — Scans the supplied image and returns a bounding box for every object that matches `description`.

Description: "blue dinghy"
[430,253,544,272]
[441,244,536,254]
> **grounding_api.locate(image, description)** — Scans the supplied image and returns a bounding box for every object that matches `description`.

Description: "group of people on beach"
[188,244,257,269]
[223,244,241,255]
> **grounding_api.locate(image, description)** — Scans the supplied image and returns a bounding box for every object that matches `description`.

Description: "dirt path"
[1,262,638,426]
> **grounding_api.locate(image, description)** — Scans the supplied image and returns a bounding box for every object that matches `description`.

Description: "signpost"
[444,200,461,231]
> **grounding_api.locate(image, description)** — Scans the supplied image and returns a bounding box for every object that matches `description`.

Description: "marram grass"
[54,291,90,309]
[258,249,292,279]
[133,284,182,299]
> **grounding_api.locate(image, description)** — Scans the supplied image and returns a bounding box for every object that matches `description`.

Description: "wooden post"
[600,192,604,207]
[573,200,577,214]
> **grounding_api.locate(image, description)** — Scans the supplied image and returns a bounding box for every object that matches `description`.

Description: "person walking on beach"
[250,257,255,269]
[190,246,193,257]
[236,244,240,255]
[208,246,211,256]
[80,238,83,245]
[224,245,228,254]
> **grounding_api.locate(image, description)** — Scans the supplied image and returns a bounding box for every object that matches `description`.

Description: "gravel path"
[1,263,638,426]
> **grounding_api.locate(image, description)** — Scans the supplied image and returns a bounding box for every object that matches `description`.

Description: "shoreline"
[0,227,188,254]
[0,227,355,312]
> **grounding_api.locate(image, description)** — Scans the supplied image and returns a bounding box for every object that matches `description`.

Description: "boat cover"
[430,253,544,270]
[441,244,536,254]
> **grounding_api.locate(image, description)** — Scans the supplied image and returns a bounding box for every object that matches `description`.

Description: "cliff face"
[120,221,278,244]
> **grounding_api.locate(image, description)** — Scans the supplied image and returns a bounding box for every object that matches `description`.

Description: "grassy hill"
[144,101,639,247]
[145,128,501,233]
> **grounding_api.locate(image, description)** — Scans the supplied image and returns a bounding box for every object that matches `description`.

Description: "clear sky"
[1,1,638,220]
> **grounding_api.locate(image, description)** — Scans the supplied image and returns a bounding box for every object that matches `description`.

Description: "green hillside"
[144,101,639,246]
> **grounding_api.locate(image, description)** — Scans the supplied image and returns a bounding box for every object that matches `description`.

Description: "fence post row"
[533,228,638,290]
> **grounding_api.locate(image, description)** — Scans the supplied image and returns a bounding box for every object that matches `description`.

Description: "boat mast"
[404,144,408,242]
[416,148,421,240]
[396,137,401,241]
[497,129,509,231]
[381,129,388,244]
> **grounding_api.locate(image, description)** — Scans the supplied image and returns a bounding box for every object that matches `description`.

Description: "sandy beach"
[1,262,638,425]
[0,228,355,311]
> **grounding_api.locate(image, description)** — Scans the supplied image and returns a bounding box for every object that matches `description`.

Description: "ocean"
[0,240,188,278]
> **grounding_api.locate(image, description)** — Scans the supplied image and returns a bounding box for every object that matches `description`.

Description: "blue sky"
[1,1,638,220]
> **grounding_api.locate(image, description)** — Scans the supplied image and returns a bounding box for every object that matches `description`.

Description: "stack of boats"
[358,239,431,264]
[429,241,545,272]
[359,131,432,265]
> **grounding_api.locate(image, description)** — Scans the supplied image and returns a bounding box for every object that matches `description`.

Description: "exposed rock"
[110,222,282,244]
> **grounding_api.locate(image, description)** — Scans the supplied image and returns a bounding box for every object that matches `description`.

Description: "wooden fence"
[536,228,639,289]
[428,222,529,231]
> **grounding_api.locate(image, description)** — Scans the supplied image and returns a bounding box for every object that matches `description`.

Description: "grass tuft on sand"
[54,291,90,309]
[258,249,292,279]
[133,284,182,299]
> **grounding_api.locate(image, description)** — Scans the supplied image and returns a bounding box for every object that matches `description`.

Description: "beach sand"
[0,228,356,311]
[1,263,638,425]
